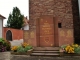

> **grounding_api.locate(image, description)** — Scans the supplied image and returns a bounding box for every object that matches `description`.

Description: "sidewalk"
[1,52,80,60]
[0,52,10,60]
[11,55,80,60]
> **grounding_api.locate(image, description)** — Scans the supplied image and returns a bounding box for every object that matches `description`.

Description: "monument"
[24,0,79,47]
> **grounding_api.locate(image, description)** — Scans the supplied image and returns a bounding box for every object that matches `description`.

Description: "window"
[58,23,62,28]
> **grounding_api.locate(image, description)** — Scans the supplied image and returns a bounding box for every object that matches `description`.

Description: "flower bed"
[0,38,11,52]
[60,44,80,56]
[11,42,33,55]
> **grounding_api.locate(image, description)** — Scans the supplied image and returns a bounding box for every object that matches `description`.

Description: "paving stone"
[11,55,80,60]
[0,52,10,60]
[0,52,80,60]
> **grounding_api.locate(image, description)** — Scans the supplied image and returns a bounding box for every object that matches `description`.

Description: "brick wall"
[29,0,74,30]
[29,0,54,30]
[58,28,74,46]
[29,0,80,44]
[3,27,23,40]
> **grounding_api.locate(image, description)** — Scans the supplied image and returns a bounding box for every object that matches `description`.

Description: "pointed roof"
[0,14,6,19]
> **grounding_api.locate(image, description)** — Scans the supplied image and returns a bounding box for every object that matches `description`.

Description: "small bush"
[11,46,18,52]
[17,46,25,53]
[60,44,80,54]
[24,45,32,51]
[11,42,33,52]
[0,38,11,52]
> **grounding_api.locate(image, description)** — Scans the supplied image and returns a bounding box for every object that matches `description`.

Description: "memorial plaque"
[39,16,54,47]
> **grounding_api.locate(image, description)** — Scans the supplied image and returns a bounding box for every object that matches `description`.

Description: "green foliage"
[4,40,11,51]
[60,45,67,48]
[11,42,33,53]
[25,46,32,51]
[17,46,26,53]
[0,38,11,52]
[0,38,5,44]
[60,44,80,54]
[17,46,32,53]
[6,7,24,29]
[74,46,80,54]
[24,45,32,52]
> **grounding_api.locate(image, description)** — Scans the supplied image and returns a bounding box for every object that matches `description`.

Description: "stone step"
[31,47,60,56]
[31,53,60,56]
[32,51,59,53]
[33,47,59,51]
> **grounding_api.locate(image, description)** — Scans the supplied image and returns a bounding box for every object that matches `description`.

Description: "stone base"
[11,49,33,55]
[60,52,80,56]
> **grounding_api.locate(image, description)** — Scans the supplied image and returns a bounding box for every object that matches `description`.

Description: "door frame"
[36,15,59,47]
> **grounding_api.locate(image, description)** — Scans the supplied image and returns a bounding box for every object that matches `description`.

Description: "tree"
[6,7,24,29]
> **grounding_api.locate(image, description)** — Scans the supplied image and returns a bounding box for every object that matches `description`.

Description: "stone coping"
[60,52,80,56]
[11,49,33,55]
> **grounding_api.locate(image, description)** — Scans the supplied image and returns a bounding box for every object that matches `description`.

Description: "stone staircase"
[30,47,60,56]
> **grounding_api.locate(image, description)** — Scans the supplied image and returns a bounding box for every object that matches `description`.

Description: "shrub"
[24,45,32,51]
[60,44,80,54]
[0,38,4,44]
[17,46,25,53]
[21,42,29,48]
[0,38,11,52]
[11,46,18,52]
[4,40,11,51]
[11,42,32,52]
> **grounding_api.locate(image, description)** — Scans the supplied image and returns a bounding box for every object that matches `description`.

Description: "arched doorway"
[6,30,12,41]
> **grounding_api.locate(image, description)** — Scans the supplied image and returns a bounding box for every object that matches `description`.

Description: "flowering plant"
[11,42,32,52]
[11,46,18,52]
[21,42,29,48]
[0,38,11,52]
[60,44,80,54]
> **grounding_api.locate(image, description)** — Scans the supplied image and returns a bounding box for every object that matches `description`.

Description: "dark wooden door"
[6,30,12,41]
[39,16,54,47]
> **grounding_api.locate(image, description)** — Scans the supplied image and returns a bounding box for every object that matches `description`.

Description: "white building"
[23,17,29,30]
[0,14,6,38]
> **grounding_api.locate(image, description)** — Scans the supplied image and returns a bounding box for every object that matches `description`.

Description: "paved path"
[1,52,80,60]
[11,55,80,60]
[0,52,10,60]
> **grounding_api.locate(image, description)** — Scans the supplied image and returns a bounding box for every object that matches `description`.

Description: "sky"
[0,0,29,27]
[0,0,80,27]
[78,0,80,15]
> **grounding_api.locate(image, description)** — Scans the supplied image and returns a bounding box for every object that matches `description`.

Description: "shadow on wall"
[71,0,80,44]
